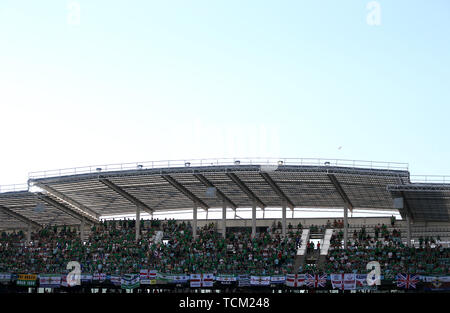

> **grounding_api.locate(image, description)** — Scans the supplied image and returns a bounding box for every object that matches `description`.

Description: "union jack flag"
[305,274,327,288]
[396,274,419,289]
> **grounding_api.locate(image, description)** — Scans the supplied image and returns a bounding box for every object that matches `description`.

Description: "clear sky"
[1,0,450,187]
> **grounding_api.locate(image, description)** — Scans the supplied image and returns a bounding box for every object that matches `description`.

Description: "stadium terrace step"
[297,229,310,256]
[294,229,311,273]
[320,229,333,256]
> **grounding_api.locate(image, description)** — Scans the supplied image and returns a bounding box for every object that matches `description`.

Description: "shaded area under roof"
[1,162,449,229]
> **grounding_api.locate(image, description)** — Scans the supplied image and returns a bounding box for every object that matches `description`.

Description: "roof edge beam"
[193,173,237,210]
[328,174,354,211]
[0,205,43,229]
[99,178,153,214]
[226,172,266,209]
[162,175,209,210]
[37,194,99,225]
[259,172,295,210]
[33,183,100,219]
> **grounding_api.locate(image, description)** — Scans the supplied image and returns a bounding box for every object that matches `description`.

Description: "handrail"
[0,184,28,193]
[28,157,409,179]
[410,175,450,184]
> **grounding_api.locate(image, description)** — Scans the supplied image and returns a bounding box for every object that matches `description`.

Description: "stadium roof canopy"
[1,158,450,230]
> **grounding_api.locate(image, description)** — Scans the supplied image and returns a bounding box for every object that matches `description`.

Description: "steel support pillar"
[282,203,287,237]
[406,214,412,247]
[80,219,85,242]
[193,203,198,239]
[222,202,227,238]
[136,205,141,242]
[344,206,348,249]
[26,224,31,244]
[252,201,257,239]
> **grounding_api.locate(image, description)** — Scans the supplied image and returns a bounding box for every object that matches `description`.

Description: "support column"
[406,214,412,247]
[252,201,257,239]
[80,219,85,242]
[26,224,31,244]
[222,201,227,238]
[136,205,141,242]
[282,202,287,237]
[343,206,348,249]
[193,203,198,239]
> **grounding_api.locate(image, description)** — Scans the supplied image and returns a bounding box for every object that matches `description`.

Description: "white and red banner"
[190,274,214,287]
[331,273,356,290]
[285,274,306,287]
[355,274,377,290]
[140,269,157,284]
[202,274,214,287]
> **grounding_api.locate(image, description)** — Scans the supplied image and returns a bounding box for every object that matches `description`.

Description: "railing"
[28,157,409,179]
[0,184,29,193]
[410,175,450,184]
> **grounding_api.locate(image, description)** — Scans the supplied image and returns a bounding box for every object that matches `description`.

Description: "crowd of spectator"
[1,220,448,278]
[0,219,299,276]
[322,225,449,278]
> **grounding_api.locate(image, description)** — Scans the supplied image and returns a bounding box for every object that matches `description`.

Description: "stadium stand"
[0,158,449,292]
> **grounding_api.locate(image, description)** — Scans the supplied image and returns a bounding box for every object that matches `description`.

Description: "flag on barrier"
[286,274,306,287]
[39,274,61,288]
[396,274,419,289]
[305,274,327,288]
[93,272,107,282]
[140,270,157,285]
[250,276,271,286]
[270,275,286,284]
[216,274,237,284]
[0,273,11,284]
[110,275,121,286]
[17,274,37,287]
[121,274,140,289]
[238,275,250,287]
[331,273,356,290]
[81,274,92,283]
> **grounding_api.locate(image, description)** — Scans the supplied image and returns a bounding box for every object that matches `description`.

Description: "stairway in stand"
[316,229,333,270]
[294,229,310,272]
